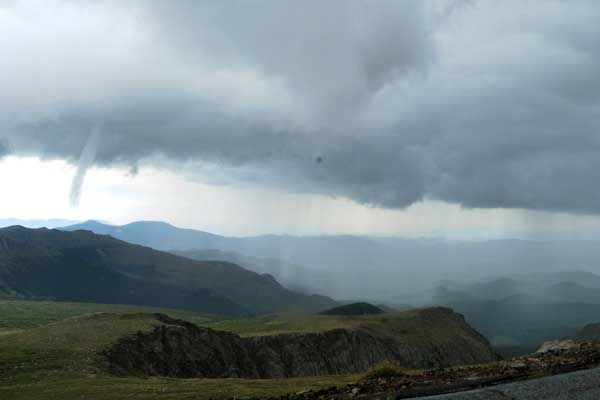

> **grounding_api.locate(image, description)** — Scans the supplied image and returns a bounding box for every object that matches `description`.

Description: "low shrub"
[363,361,407,380]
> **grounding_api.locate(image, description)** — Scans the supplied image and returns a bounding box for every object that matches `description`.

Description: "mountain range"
[61,220,600,302]
[430,273,600,356]
[0,226,336,315]
[12,219,600,356]
[0,218,78,229]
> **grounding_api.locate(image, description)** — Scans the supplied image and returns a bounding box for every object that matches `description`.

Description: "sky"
[1,0,600,238]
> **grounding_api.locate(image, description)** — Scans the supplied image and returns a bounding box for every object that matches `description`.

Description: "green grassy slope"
[204,309,421,336]
[0,300,221,334]
[0,299,472,342]
[0,299,392,337]
[0,299,419,338]
[0,300,357,400]
[1,373,357,400]
[202,306,476,349]
[0,300,493,399]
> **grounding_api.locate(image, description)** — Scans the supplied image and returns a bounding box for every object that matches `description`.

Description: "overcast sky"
[1,1,600,238]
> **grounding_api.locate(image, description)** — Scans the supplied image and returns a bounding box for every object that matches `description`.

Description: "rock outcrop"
[104,309,498,379]
[236,341,600,400]
[536,340,579,354]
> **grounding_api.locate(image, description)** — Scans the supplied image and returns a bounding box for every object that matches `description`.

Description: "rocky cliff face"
[104,309,498,379]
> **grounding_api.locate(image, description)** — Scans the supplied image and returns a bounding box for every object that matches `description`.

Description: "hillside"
[318,302,384,316]
[0,226,336,315]
[0,305,497,381]
[64,222,334,296]
[0,301,499,398]
[429,272,600,357]
[172,249,332,296]
[0,308,359,400]
[435,297,600,357]
[0,299,224,335]
[106,308,498,378]
[3,300,600,399]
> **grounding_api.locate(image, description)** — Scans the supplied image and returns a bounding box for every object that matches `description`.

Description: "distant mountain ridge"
[63,220,224,251]
[0,218,79,229]
[430,273,600,356]
[58,220,600,354]
[171,249,332,296]
[0,226,336,315]
[433,273,600,304]
[61,220,600,302]
[62,221,347,296]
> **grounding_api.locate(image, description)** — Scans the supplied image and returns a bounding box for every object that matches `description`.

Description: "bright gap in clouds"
[1,156,600,240]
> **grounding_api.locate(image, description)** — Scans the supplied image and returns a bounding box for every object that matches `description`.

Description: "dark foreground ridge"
[104,308,498,379]
[236,341,600,399]
[318,302,384,316]
[0,225,336,315]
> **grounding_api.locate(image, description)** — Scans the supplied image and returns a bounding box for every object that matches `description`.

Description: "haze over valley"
[4,218,600,358]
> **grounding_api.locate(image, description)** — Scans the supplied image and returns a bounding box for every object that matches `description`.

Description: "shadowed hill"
[172,249,332,296]
[0,226,336,315]
[318,302,384,316]
[62,220,225,252]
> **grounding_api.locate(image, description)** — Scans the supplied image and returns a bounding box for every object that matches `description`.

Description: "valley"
[3,224,600,398]
[59,221,600,356]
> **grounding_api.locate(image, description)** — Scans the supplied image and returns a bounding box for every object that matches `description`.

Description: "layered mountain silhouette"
[57,220,600,355]
[171,249,331,296]
[61,221,600,302]
[431,273,600,356]
[0,226,336,315]
[62,220,225,251]
[318,302,384,316]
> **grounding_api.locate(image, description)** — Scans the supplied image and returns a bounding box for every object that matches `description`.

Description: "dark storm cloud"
[141,1,434,111]
[1,0,600,213]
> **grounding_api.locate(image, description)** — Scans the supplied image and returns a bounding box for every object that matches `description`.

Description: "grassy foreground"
[0,298,422,337]
[0,299,221,334]
[0,300,360,399]
[1,372,358,400]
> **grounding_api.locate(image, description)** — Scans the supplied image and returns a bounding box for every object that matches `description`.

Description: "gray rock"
[104,310,498,379]
[536,340,578,354]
